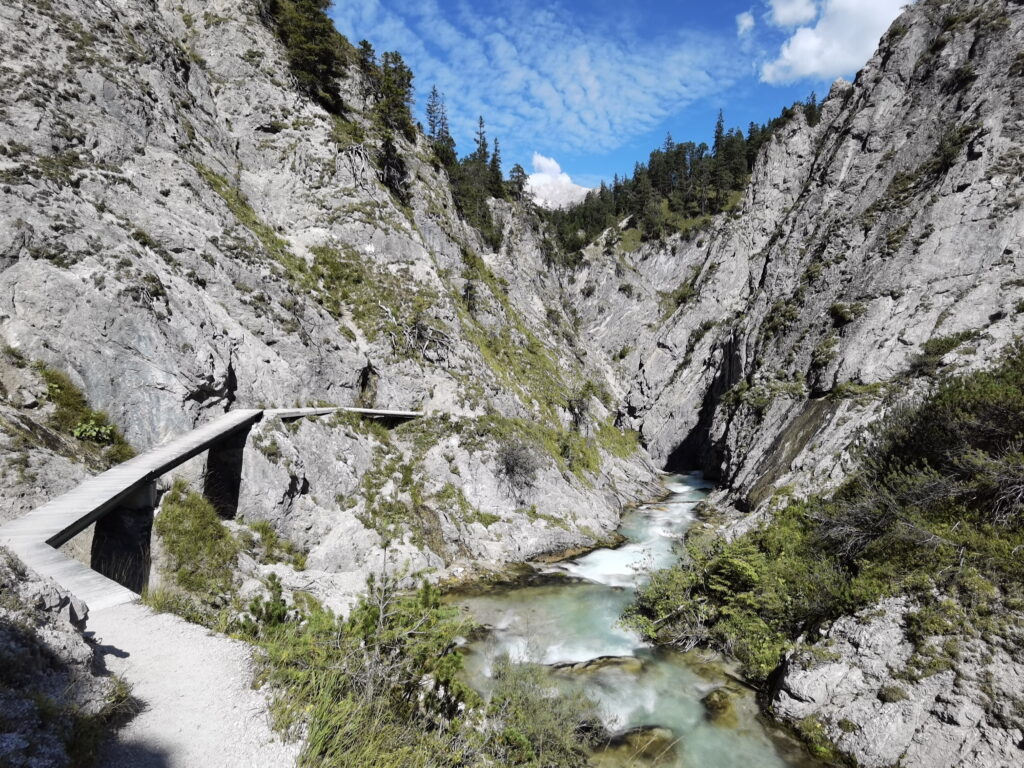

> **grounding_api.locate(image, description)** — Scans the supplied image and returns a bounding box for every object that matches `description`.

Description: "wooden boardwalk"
[0,406,422,611]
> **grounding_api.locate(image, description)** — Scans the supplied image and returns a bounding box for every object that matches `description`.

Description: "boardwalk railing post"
[90,481,157,594]
[204,425,254,519]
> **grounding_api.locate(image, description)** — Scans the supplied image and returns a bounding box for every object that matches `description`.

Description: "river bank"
[450,474,821,767]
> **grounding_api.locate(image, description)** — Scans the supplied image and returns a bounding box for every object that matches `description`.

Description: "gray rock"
[772,598,1024,768]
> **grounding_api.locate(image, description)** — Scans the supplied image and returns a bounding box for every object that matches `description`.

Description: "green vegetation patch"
[197,162,441,347]
[36,364,134,465]
[626,341,1024,685]
[244,575,600,768]
[195,163,293,261]
[242,519,308,571]
[596,421,641,459]
[658,269,700,319]
[153,479,240,596]
[456,249,577,422]
[909,330,978,377]
[264,0,356,113]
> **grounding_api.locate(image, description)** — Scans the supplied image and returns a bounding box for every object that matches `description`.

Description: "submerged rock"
[597,725,678,766]
[702,687,739,728]
[553,655,645,675]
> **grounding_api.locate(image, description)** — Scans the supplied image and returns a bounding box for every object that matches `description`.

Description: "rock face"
[556,1,1024,765]
[0,0,660,606]
[0,547,116,768]
[570,0,1024,509]
[773,599,1024,768]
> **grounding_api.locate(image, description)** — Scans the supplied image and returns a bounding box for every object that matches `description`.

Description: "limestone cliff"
[0,0,659,607]
[571,0,1024,513]
[560,1,1024,765]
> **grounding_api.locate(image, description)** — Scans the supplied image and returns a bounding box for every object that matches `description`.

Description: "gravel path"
[88,603,300,768]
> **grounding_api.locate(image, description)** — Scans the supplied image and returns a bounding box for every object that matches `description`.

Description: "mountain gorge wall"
[563,2,1024,764]
[2,0,1024,765]
[0,0,659,608]
[572,0,1024,515]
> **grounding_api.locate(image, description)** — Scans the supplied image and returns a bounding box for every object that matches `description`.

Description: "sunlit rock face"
[565,0,1024,510]
[554,2,1024,765]
[0,0,660,608]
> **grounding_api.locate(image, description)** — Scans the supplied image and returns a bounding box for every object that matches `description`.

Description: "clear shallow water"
[455,473,812,768]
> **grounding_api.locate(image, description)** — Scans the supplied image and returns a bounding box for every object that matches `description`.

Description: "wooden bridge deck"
[0,406,422,611]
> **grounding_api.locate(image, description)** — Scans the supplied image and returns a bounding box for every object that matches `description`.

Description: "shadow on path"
[100,738,174,768]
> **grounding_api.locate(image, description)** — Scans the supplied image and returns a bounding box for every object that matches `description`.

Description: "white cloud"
[767,0,819,27]
[526,153,591,209]
[736,11,756,37]
[761,0,905,84]
[329,1,743,162]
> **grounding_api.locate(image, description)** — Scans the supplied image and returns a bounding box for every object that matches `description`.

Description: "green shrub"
[796,716,837,761]
[153,480,239,596]
[811,333,839,370]
[36,364,134,464]
[659,271,699,318]
[246,572,599,768]
[909,330,977,377]
[486,657,600,767]
[71,418,115,444]
[244,519,307,569]
[264,0,353,113]
[878,685,910,703]
[829,302,865,326]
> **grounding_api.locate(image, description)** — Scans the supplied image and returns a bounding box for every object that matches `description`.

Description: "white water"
[456,474,810,767]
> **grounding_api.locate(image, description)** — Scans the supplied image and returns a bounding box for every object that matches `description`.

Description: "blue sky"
[329,0,906,199]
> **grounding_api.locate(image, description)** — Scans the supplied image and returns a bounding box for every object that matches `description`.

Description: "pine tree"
[266,0,347,113]
[488,138,504,199]
[508,164,528,199]
[425,88,457,169]
[377,51,415,140]
[713,110,725,156]
[472,116,488,163]
[426,86,442,139]
[358,40,376,71]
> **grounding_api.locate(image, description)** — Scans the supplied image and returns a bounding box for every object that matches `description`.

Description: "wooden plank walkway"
[0,405,423,612]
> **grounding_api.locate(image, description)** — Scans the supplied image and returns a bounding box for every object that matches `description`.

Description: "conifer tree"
[472,116,488,164]
[488,138,505,199]
[426,86,443,139]
[508,164,528,200]
[377,51,415,140]
[713,110,725,156]
[265,0,346,113]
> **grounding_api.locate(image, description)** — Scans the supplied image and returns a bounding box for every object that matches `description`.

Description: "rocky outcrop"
[0,547,124,768]
[772,598,1024,768]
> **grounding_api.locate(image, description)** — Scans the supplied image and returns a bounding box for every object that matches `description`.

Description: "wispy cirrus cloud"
[329,0,743,160]
[736,11,756,38]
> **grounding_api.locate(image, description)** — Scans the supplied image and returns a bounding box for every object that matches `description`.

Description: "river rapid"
[454,474,817,768]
